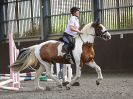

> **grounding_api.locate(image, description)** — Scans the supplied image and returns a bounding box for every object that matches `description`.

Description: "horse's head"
[91,19,111,40]
[81,20,111,41]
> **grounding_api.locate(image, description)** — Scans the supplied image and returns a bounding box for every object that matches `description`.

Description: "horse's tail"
[10,46,38,72]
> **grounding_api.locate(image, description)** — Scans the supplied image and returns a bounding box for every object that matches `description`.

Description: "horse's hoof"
[72,82,80,86]
[57,84,63,88]
[35,87,45,91]
[63,82,69,86]
[46,86,51,91]
[66,86,70,90]
[96,80,100,86]
[66,84,71,90]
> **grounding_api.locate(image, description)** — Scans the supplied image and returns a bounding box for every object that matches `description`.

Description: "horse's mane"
[81,22,93,35]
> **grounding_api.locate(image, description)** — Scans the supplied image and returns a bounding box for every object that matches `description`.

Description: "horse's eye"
[97,28,100,30]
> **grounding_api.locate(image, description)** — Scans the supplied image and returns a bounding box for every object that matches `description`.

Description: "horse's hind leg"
[44,62,62,87]
[86,61,103,85]
[66,63,81,90]
[34,64,46,90]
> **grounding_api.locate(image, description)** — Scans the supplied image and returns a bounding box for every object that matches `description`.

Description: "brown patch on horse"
[92,22,103,35]
[40,42,71,64]
[80,42,95,67]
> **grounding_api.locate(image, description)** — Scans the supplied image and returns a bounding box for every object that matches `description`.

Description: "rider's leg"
[63,35,74,60]
[62,40,72,60]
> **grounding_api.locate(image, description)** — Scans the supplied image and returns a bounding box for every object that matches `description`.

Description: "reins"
[78,33,95,43]
[79,34,85,43]
[79,34,94,48]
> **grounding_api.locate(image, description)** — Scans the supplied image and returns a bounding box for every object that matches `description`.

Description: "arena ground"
[0,73,133,99]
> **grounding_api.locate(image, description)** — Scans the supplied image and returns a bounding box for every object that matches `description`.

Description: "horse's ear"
[86,41,89,44]
[92,18,100,27]
[95,18,100,24]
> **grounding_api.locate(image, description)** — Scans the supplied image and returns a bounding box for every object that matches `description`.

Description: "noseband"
[98,31,107,37]
[96,30,108,37]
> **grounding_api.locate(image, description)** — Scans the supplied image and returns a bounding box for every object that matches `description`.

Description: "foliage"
[13,10,133,38]
[50,12,92,34]
[120,12,133,29]
[14,24,41,38]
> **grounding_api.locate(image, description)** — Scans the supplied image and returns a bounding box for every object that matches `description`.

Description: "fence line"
[1,0,133,41]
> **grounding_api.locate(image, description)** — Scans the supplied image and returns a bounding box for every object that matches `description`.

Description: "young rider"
[63,7,83,61]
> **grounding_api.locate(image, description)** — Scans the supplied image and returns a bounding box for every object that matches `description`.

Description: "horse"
[10,20,111,90]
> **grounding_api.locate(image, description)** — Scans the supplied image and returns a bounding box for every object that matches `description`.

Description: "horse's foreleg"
[34,64,46,90]
[66,64,81,90]
[86,61,103,85]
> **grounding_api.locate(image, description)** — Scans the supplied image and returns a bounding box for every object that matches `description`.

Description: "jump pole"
[0,72,36,77]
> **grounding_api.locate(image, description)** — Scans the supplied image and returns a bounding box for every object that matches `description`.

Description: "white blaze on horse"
[10,20,111,90]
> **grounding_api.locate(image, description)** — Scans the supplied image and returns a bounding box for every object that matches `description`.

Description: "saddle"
[58,37,75,64]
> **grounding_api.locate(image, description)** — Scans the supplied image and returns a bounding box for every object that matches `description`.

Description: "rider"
[63,7,83,60]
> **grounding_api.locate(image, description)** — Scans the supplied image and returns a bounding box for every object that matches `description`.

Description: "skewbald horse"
[11,20,111,90]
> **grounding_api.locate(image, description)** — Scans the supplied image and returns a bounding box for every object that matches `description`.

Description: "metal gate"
[0,0,41,41]
[0,0,133,41]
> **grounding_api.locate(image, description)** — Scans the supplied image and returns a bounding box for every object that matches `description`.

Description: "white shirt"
[65,16,79,36]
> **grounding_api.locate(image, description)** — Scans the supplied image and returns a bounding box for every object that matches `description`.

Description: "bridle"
[79,30,108,43]
[96,30,108,38]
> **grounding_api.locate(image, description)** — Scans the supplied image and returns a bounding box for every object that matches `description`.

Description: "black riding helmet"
[70,7,80,14]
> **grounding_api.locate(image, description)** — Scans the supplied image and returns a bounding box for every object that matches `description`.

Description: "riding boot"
[63,47,71,60]
[64,52,71,60]
[63,44,72,60]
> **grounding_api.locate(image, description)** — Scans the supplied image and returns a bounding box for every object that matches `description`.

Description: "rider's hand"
[77,31,83,34]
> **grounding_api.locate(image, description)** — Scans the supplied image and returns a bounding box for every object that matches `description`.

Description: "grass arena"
[1,73,133,99]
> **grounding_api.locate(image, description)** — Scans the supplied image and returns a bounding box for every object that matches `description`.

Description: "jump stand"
[0,33,20,91]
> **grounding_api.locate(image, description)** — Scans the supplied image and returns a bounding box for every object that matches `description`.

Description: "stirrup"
[63,54,74,64]
[63,53,72,59]
[64,54,71,60]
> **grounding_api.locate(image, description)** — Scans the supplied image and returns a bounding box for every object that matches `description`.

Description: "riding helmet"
[70,7,80,14]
